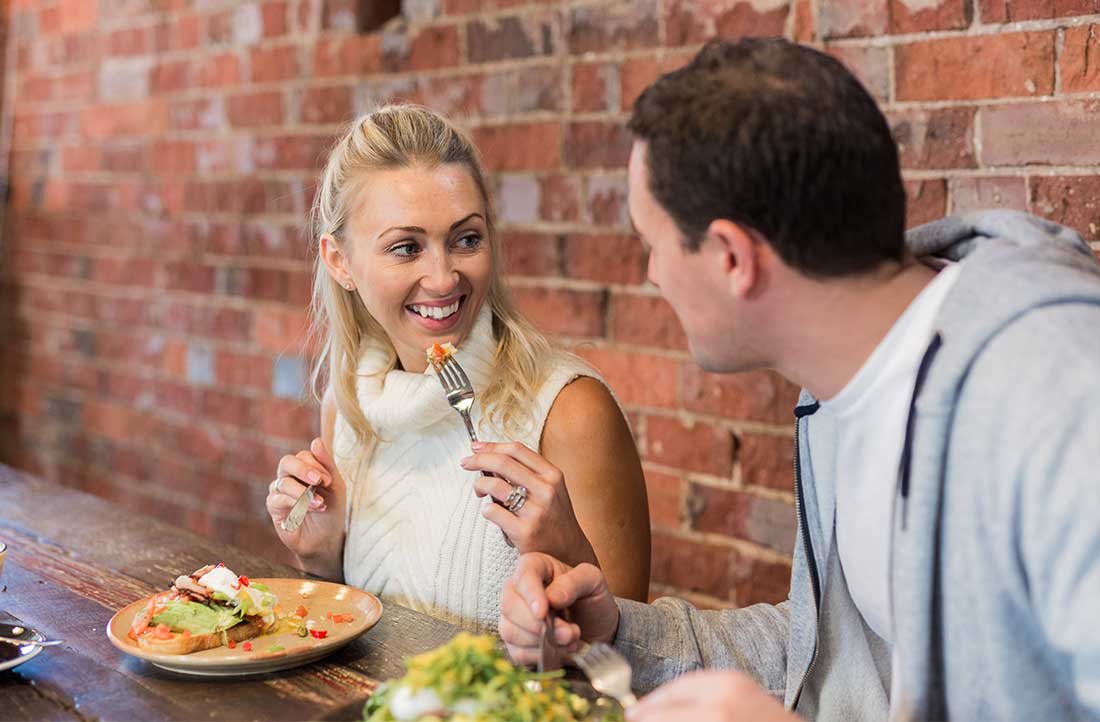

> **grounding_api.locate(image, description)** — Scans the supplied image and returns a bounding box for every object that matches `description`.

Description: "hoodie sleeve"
[1017,399,1100,717]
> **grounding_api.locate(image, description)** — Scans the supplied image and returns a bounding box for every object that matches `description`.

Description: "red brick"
[472,123,561,171]
[666,0,789,44]
[977,0,1087,22]
[889,0,969,33]
[404,24,461,72]
[151,60,191,94]
[905,179,947,228]
[982,101,1100,166]
[828,46,890,104]
[262,1,290,37]
[512,286,607,338]
[572,62,618,113]
[467,14,555,63]
[227,91,284,127]
[949,177,1028,216]
[568,0,659,54]
[199,389,253,428]
[573,348,679,409]
[196,52,241,88]
[792,0,815,42]
[1055,0,1100,16]
[1031,176,1100,241]
[312,34,383,77]
[562,233,647,285]
[419,74,484,117]
[610,293,687,351]
[620,56,660,111]
[651,531,732,599]
[109,27,148,56]
[732,554,791,607]
[1060,25,1100,93]
[256,397,317,440]
[689,484,795,555]
[896,32,1055,101]
[538,174,581,223]
[300,85,353,124]
[565,122,632,170]
[254,308,311,354]
[645,415,734,477]
[738,433,794,491]
[150,140,197,175]
[444,0,482,12]
[215,350,272,391]
[645,469,683,529]
[81,101,169,137]
[584,175,630,228]
[889,107,976,169]
[681,367,801,424]
[501,231,563,277]
[821,0,888,38]
[58,0,97,33]
[250,44,300,83]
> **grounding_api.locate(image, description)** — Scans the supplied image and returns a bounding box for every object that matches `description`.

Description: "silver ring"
[504,484,528,514]
[272,478,283,495]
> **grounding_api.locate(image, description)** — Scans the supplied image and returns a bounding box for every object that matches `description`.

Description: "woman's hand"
[266,437,346,577]
[460,441,598,568]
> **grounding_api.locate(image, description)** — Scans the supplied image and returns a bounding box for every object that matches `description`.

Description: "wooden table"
[0,463,459,721]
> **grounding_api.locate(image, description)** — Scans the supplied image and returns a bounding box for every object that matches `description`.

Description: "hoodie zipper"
[791,401,822,708]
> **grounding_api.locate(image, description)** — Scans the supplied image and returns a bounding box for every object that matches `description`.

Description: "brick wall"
[1,0,1098,610]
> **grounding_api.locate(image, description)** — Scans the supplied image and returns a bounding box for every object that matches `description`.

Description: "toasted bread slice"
[135,617,270,655]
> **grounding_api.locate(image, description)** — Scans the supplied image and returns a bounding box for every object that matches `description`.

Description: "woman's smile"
[405,293,467,332]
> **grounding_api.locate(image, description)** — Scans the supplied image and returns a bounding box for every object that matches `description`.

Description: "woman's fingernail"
[310,497,323,508]
[308,470,321,483]
[459,457,472,468]
[471,442,487,450]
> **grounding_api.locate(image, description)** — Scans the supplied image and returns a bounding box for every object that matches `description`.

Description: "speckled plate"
[106,578,382,676]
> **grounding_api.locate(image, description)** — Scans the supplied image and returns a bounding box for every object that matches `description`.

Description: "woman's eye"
[389,241,420,257]
[454,234,482,250]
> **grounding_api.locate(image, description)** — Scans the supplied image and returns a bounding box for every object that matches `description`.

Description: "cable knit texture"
[333,306,604,631]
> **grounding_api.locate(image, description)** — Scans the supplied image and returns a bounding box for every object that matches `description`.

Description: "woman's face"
[337,163,493,373]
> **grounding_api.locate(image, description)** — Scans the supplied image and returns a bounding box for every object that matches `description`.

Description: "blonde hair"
[309,104,557,458]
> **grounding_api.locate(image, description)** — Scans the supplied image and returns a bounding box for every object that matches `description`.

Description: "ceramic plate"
[106,578,382,676]
[0,622,45,673]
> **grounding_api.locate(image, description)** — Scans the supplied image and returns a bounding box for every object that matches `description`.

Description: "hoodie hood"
[906,209,1094,263]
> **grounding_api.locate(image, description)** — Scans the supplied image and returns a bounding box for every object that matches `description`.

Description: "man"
[496,38,1100,720]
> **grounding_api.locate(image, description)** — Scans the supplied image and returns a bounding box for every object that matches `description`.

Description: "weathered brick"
[512,286,607,338]
[949,177,1028,215]
[418,74,483,117]
[644,468,683,529]
[896,32,1055,101]
[573,347,680,409]
[610,293,687,351]
[689,484,796,555]
[513,65,563,113]
[568,0,659,54]
[497,173,540,225]
[562,232,647,284]
[572,62,619,113]
[254,308,311,354]
[250,44,300,83]
[651,531,733,599]
[666,0,789,45]
[977,0,1100,21]
[299,85,353,124]
[681,367,801,423]
[1031,176,1100,241]
[227,91,284,127]
[905,179,947,228]
[828,46,890,104]
[1059,25,1100,93]
[402,24,461,72]
[312,34,383,77]
[538,174,581,223]
[890,0,969,32]
[732,553,791,606]
[821,0,889,38]
[196,52,242,87]
[645,415,734,477]
[472,123,560,171]
[501,231,562,277]
[620,56,660,111]
[256,397,317,439]
[467,14,554,63]
[262,1,290,37]
[890,107,976,169]
[738,433,794,491]
[981,101,1100,166]
[584,174,630,227]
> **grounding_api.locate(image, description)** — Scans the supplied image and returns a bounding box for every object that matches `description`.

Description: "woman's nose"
[420,250,459,295]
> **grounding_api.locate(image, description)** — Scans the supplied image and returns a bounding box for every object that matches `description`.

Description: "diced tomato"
[237,575,250,587]
[228,640,237,649]
[330,613,354,624]
[242,642,252,652]
[154,624,173,640]
[181,630,191,639]
[309,629,328,639]
[293,605,308,618]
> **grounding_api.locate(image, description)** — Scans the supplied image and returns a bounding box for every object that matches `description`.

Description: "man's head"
[627,38,907,372]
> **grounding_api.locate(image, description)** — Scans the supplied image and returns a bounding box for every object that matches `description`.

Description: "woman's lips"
[406,295,465,332]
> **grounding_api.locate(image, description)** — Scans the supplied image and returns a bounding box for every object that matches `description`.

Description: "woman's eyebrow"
[376,213,484,241]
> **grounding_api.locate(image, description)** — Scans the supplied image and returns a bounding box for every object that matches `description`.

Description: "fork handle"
[460,410,500,479]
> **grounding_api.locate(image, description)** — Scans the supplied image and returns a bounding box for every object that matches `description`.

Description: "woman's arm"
[540,377,651,602]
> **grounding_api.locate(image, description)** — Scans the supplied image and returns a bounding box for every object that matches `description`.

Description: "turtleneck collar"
[354,303,497,437]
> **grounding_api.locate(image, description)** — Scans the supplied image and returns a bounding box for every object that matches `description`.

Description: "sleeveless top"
[332,306,603,631]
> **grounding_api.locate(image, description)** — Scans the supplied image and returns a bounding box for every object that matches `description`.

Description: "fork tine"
[444,356,473,388]
[440,361,462,391]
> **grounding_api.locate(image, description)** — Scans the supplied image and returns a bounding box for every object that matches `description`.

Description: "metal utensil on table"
[0,625,62,648]
[571,641,638,710]
[280,483,314,533]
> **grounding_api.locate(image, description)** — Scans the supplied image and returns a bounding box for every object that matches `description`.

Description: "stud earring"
[345,282,354,290]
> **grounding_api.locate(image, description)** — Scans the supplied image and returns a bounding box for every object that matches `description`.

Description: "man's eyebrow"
[377,213,484,241]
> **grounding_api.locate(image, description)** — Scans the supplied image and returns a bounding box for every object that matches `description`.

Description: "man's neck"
[773,259,939,401]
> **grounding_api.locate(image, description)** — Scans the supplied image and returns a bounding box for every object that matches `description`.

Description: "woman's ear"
[705,219,761,299]
[319,233,356,291]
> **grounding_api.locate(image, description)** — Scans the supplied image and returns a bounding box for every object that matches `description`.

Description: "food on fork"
[127,563,278,655]
[363,632,622,721]
[426,342,457,368]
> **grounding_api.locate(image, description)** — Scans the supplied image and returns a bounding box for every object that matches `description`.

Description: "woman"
[264,104,650,631]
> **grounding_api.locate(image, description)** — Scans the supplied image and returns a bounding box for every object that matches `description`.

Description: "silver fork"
[432,354,481,444]
[571,641,638,709]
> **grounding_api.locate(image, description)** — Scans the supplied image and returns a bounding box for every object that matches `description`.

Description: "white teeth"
[410,300,461,320]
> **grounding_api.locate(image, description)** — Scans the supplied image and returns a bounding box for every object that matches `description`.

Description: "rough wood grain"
[0,463,459,721]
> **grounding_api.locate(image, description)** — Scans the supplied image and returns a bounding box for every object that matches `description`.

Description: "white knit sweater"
[333,307,602,632]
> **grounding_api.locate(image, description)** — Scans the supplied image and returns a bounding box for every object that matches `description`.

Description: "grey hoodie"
[613,210,1100,720]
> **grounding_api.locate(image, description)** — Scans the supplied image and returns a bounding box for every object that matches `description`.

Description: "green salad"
[363,633,623,722]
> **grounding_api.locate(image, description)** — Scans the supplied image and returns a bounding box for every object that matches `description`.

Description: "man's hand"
[499,552,620,666]
[626,671,797,722]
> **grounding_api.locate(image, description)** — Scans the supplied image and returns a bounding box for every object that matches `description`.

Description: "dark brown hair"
[628,38,907,278]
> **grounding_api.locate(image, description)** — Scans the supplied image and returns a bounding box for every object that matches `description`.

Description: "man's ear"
[319,233,355,290]
[705,219,761,299]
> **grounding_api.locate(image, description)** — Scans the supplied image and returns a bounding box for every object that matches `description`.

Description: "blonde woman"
[264,105,650,631]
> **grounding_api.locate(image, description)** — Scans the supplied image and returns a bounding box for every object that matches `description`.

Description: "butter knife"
[280,486,314,533]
